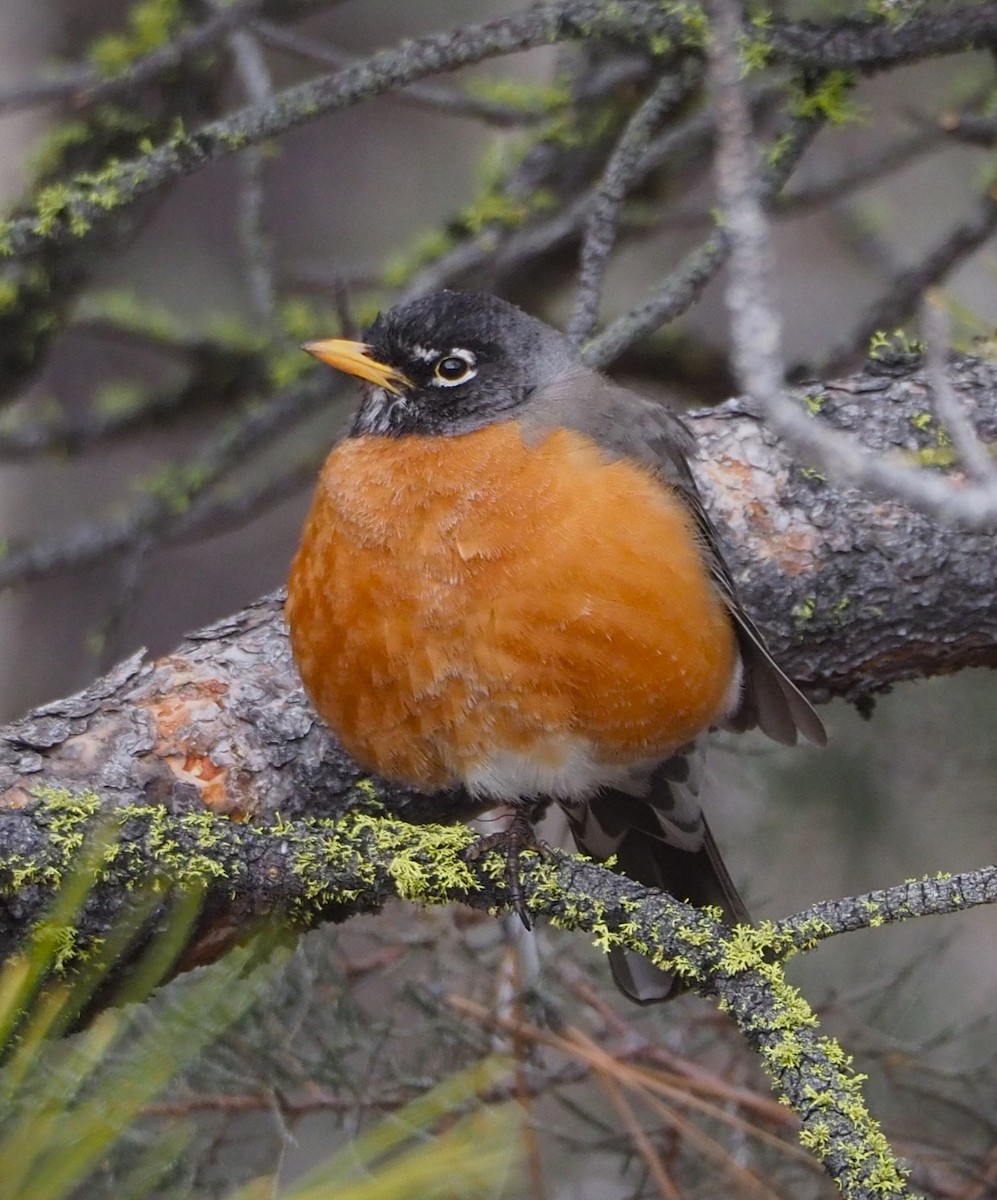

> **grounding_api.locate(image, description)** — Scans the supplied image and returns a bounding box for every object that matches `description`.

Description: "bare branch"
[823,188,997,377]
[568,66,700,344]
[584,105,824,367]
[707,0,997,530]
[0,378,331,588]
[767,3,997,70]
[923,296,997,483]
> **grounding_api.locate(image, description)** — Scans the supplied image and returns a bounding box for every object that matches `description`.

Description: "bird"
[285,290,825,1003]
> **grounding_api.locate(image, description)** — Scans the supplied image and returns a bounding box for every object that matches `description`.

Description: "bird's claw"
[466,809,551,930]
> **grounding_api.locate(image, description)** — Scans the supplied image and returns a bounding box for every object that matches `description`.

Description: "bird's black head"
[303,291,582,437]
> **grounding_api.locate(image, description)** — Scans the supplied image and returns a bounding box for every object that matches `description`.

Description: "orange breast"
[285,421,737,792]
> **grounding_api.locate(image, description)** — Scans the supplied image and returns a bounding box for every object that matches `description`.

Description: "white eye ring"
[431,348,477,387]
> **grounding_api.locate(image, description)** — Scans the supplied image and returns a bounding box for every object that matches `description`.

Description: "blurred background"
[1,2,995,1197]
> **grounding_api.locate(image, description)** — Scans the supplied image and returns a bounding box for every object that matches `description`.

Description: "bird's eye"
[432,350,476,387]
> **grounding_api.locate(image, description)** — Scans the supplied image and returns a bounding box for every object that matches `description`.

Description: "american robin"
[286,291,825,1002]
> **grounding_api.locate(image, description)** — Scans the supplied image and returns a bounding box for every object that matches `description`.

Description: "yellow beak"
[301,338,410,395]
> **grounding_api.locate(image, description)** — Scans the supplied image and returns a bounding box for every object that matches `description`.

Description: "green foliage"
[0,825,522,1199]
[0,825,276,1200]
[253,1059,520,1200]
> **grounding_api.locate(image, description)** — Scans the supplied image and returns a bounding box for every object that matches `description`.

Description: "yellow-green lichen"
[89,0,184,76]
[383,229,457,287]
[793,596,817,624]
[0,276,19,314]
[140,460,213,515]
[912,445,957,468]
[791,69,863,126]
[463,76,570,115]
[741,31,773,73]
[664,1,709,46]
[869,328,922,359]
[93,380,146,419]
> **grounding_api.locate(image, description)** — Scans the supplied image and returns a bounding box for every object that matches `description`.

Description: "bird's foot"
[466,807,551,930]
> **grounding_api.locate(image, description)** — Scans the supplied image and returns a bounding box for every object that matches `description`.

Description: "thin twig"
[251,18,566,126]
[568,66,700,344]
[584,105,824,368]
[0,5,256,117]
[0,1,689,260]
[707,0,997,530]
[0,378,330,589]
[922,294,997,482]
[226,21,278,327]
[823,188,997,376]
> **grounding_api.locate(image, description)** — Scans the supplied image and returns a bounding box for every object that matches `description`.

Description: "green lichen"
[912,444,957,467]
[384,824,479,905]
[278,297,337,343]
[741,29,773,73]
[793,595,817,624]
[663,1,709,47]
[78,289,186,343]
[0,277,19,314]
[459,187,556,235]
[0,787,103,892]
[93,380,146,419]
[146,810,228,884]
[29,120,92,180]
[203,310,266,351]
[789,915,835,952]
[791,70,863,126]
[31,105,152,182]
[907,411,957,468]
[31,184,86,239]
[89,0,184,76]
[140,459,214,515]
[764,130,797,169]
[268,347,313,390]
[869,328,922,359]
[383,229,457,287]
[463,76,570,115]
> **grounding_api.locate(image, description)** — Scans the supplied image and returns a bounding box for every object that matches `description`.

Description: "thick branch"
[1,353,994,834]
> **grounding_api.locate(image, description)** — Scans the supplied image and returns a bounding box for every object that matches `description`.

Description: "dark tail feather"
[727,612,827,748]
[563,759,748,1003]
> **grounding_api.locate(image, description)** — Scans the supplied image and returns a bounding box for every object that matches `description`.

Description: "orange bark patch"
[698,453,819,577]
[144,674,236,813]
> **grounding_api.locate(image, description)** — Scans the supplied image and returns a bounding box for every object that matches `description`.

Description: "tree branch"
[0,2,687,261]
[1,354,994,1197]
[1,353,994,860]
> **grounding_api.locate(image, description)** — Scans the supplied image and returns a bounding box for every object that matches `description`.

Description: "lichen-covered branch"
[0,795,930,1198]
[0,2,688,261]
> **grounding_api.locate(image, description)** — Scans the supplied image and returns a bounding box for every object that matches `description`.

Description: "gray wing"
[520,370,826,748]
